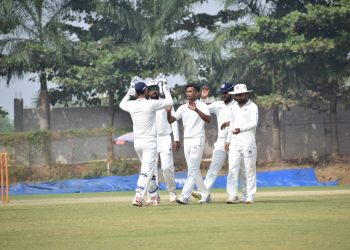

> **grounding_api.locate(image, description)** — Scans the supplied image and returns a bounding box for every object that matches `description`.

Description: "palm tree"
[0,0,74,165]
[0,0,73,130]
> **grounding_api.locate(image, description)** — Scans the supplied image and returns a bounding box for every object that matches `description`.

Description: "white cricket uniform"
[202,100,247,191]
[155,105,179,193]
[204,100,246,193]
[119,92,173,198]
[173,100,210,198]
[226,100,258,199]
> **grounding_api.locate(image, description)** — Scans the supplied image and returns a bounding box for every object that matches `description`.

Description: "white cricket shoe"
[226,196,239,204]
[169,192,177,202]
[199,194,212,204]
[245,197,254,204]
[240,195,247,203]
[132,194,143,207]
[176,196,191,205]
[145,195,160,206]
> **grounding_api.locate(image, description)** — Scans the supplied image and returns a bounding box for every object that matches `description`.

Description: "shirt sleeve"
[240,104,259,132]
[226,113,234,143]
[206,102,217,114]
[152,92,174,111]
[198,101,210,116]
[173,105,183,121]
[170,108,180,141]
[119,94,130,112]
[163,91,174,107]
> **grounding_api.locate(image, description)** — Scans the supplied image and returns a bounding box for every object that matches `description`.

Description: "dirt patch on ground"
[315,163,350,185]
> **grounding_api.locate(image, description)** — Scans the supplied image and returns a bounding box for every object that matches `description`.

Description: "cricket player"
[146,77,180,202]
[167,83,211,204]
[192,83,246,203]
[225,84,258,204]
[119,77,173,206]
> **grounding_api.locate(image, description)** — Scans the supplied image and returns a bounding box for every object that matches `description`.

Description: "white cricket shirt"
[119,92,173,138]
[173,100,210,139]
[156,107,180,141]
[206,99,235,139]
[226,99,258,147]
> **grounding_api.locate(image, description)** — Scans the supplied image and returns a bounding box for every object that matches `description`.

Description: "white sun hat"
[229,84,253,95]
[146,79,158,87]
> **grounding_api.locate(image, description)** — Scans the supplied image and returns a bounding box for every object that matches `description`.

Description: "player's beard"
[237,98,247,105]
[150,93,159,100]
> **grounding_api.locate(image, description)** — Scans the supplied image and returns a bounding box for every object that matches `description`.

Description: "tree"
[0,0,74,130]
[0,107,8,118]
[0,0,75,165]
[221,0,350,159]
[51,0,182,166]
[0,111,14,132]
[51,0,241,165]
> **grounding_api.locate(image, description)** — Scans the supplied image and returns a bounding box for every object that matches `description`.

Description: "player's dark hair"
[185,83,200,92]
[136,89,146,95]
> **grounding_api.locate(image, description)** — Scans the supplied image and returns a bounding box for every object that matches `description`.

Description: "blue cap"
[135,82,147,92]
[220,82,234,94]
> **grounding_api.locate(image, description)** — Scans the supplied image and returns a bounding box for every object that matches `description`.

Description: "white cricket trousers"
[182,137,209,198]
[155,135,176,193]
[227,145,257,199]
[204,138,246,192]
[133,137,158,198]
[204,150,226,190]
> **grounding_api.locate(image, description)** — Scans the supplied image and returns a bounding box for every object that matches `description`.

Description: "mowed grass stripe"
[4,188,350,206]
[0,187,349,250]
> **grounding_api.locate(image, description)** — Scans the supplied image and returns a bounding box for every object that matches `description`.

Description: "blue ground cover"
[10,168,338,195]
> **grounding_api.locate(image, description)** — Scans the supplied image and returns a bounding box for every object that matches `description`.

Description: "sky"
[0,1,222,121]
[0,74,56,121]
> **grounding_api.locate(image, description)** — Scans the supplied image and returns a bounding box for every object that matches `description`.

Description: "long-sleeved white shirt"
[119,92,173,138]
[173,100,210,139]
[206,99,235,139]
[226,99,258,148]
[156,106,180,141]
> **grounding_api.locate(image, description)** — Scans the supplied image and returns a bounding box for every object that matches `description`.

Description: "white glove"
[155,74,166,85]
[130,76,141,89]
[127,88,135,97]
[156,74,168,93]
[162,82,169,93]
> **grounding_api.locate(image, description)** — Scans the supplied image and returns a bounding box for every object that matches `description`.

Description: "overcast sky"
[0,1,222,121]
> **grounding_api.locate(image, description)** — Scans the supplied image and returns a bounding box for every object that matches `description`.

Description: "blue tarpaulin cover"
[10,168,337,195]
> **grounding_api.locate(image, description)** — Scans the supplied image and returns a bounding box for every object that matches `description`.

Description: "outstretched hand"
[201,85,209,99]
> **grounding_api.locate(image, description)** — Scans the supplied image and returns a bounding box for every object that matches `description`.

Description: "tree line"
[1,0,349,164]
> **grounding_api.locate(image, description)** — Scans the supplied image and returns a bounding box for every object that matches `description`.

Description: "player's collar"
[187,99,199,104]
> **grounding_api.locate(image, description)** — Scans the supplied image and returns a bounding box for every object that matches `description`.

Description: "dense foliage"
[1,0,349,160]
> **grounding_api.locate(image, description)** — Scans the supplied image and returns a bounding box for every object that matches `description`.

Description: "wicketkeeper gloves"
[155,74,168,94]
[128,76,141,97]
[130,76,141,89]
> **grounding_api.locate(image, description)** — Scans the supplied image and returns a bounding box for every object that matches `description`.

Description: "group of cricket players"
[119,74,258,206]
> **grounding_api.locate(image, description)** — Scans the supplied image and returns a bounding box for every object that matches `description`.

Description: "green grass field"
[1,186,350,250]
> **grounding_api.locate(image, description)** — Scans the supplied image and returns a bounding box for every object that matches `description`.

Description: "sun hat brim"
[229,90,253,95]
